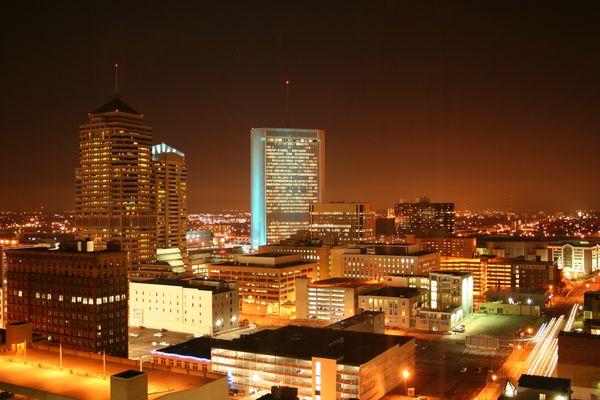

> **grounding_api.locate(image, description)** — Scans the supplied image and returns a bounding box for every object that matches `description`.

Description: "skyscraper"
[394,197,455,236]
[152,143,187,251]
[251,128,325,247]
[75,93,156,264]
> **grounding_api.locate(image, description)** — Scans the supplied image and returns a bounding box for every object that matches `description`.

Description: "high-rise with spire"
[75,69,156,264]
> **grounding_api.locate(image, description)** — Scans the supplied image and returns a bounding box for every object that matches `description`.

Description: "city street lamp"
[402,369,410,395]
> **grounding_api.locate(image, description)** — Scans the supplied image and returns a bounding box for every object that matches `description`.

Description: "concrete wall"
[358,339,416,400]
[156,377,228,400]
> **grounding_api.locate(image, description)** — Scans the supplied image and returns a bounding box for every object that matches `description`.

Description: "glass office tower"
[251,128,325,247]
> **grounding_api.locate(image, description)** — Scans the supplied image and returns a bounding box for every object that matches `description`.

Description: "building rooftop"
[211,325,413,366]
[152,336,219,361]
[0,346,215,400]
[131,278,234,294]
[430,270,472,277]
[308,277,377,288]
[92,96,140,115]
[518,374,570,393]
[326,311,384,331]
[214,260,313,269]
[366,286,425,298]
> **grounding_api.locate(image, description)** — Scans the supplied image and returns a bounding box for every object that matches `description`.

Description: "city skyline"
[2,2,600,213]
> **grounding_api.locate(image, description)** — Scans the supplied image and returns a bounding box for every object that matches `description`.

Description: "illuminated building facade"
[486,257,560,291]
[549,240,600,278]
[394,197,455,236]
[415,271,473,331]
[129,279,238,336]
[210,325,415,400]
[152,143,188,251]
[250,128,325,247]
[295,277,382,322]
[75,95,156,265]
[207,254,318,316]
[309,202,375,245]
[4,241,128,357]
[440,257,487,297]
[340,245,440,280]
[358,287,427,329]
[259,241,332,280]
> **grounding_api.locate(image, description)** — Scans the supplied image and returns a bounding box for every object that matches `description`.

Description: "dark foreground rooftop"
[518,374,571,392]
[212,325,413,366]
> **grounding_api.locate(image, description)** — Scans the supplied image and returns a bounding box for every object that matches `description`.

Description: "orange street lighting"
[492,374,498,381]
[402,369,410,395]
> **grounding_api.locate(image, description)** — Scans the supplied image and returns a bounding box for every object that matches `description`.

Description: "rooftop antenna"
[284,79,290,127]
[113,63,119,99]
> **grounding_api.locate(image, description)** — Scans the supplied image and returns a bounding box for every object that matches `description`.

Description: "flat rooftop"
[214,260,314,269]
[365,286,425,298]
[212,325,413,366]
[309,277,377,288]
[518,374,570,392]
[327,311,384,330]
[0,347,215,400]
[131,278,234,294]
[152,336,220,360]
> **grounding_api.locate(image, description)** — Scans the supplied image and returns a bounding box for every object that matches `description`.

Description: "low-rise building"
[295,277,382,322]
[511,374,572,400]
[358,287,427,329]
[415,271,473,331]
[129,278,239,336]
[259,241,332,279]
[210,325,415,400]
[383,274,430,290]
[207,253,318,316]
[340,244,440,280]
[327,311,385,334]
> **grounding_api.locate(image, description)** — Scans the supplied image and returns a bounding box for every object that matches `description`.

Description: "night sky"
[2,1,599,212]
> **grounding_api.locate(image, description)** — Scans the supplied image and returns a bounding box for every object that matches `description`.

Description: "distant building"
[375,217,397,241]
[411,235,476,258]
[295,277,382,322]
[340,244,440,280]
[557,331,600,400]
[152,143,188,251]
[358,287,427,329]
[5,241,128,357]
[210,325,415,399]
[207,253,318,316]
[309,202,375,245]
[75,94,156,265]
[384,274,431,290]
[394,197,455,236]
[549,240,600,278]
[259,241,332,279]
[476,236,550,261]
[250,128,325,247]
[129,279,239,336]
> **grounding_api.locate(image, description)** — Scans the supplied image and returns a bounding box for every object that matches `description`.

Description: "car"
[474,367,482,373]
[452,325,465,333]
[153,332,163,337]
[460,367,467,373]
[129,332,139,337]
[159,341,170,346]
